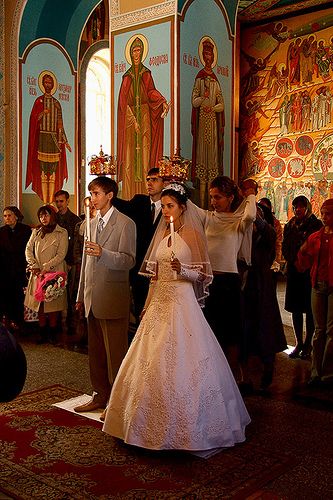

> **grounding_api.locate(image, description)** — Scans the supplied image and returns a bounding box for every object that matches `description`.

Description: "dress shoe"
[299,347,312,360]
[99,407,108,422]
[289,345,303,359]
[74,399,106,413]
[238,381,254,396]
[307,377,322,388]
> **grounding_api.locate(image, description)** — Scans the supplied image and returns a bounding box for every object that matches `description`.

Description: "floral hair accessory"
[34,271,67,303]
[162,183,186,196]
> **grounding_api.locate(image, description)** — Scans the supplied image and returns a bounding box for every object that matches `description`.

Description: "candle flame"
[84,196,91,207]
[170,216,174,223]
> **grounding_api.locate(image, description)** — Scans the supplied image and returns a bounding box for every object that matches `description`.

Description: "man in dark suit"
[74,176,136,413]
[114,167,165,327]
[54,189,81,335]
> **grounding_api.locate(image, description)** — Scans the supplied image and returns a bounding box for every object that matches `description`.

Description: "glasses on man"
[146,176,160,182]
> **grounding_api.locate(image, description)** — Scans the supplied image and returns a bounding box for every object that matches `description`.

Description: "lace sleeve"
[178,263,206,283]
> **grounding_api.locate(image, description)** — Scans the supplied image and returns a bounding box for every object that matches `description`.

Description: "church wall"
[240,6,333,221]
[179,0,234,208]
[20,42,76,225]
[0,0,4,214]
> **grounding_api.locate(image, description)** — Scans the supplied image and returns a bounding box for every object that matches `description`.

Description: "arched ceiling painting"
[19,0,102,66]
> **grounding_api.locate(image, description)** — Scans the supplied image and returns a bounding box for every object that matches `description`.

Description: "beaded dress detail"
[103,234,250,452]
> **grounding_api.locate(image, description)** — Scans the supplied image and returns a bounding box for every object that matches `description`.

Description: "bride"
[102,183,250,454]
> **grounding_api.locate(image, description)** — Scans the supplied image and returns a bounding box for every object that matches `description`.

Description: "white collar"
[97,205,114,226]
[151,199,161,211]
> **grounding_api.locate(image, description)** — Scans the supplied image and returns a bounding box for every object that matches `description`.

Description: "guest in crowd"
[54,189,81,335]
[297,198,333,386]
[0,206,31,330]
[240,203,287,393]
[103,183,250,454]
[282,196,322,358]
[114,167,165,331]
[258,197,283,273]
[24,205,68,344]
[0,324,27,402]
[74,176,136,416]
[201,176,257,377]
[71,199,97,346]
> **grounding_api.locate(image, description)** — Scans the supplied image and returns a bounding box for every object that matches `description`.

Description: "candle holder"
[88,146,117,176]
[158,150,191,182]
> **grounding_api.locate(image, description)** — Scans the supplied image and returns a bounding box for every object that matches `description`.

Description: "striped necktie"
[97,218,104,241]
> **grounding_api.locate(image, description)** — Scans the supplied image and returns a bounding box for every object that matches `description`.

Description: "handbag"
[34,271,68,302]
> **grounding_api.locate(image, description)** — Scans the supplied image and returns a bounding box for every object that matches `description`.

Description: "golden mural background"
[240,7,333,221]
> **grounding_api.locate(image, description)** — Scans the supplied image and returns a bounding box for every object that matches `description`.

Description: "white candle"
[170,216,177,280]
[84,196,91,242]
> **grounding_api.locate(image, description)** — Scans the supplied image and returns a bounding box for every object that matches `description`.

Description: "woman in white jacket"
[25,205,68,343]
[202,176,257,377]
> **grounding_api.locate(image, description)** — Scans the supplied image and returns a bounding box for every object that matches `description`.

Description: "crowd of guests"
[0,174,333,452]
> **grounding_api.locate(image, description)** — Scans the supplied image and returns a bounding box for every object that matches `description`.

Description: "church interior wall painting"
[112,20,172,199]
[20,41,76,225]
[179,0,234,207]
[239,6,333,221]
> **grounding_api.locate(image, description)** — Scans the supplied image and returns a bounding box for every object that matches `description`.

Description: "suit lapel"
[153,210,162,231]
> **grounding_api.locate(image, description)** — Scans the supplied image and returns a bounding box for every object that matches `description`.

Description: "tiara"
[158,153,190,181]
[162,182,186,196]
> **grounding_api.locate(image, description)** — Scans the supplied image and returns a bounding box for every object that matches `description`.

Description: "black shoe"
[299,347,312,360]
[238,381,254,396]
[289,345,303,359]
[307,377,322,388]
[36,335,48,344]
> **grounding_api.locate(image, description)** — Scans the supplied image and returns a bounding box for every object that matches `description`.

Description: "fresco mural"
[191,36,225,207]
[26,70,71,204]
[180,0,233,208]
[113,23,171,199]
[240,8,333,220]
[21,42,75,219]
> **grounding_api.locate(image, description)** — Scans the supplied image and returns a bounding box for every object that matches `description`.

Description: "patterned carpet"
[0,385,295,500]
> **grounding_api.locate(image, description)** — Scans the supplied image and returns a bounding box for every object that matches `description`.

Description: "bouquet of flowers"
[34,271,67,303]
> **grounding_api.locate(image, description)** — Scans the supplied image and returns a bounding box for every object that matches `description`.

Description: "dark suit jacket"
[114,194,161,270]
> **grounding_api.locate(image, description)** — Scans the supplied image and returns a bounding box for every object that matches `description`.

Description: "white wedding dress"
[102,233,250,453]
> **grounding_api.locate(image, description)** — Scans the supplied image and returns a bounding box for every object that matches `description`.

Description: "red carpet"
[0,385,294,499]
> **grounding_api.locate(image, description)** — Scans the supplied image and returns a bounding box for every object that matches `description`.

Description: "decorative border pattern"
[0,0,4,212]
[110,1,176,31]
[9,0,26,205]
[110,0,120,17]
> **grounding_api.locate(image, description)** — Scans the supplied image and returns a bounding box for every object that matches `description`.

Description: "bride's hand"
[171,258,181,273]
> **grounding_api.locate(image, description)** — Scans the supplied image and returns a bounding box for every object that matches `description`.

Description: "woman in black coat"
[240,204,287,392]
[0,207,31,329]
[282,196,323,358]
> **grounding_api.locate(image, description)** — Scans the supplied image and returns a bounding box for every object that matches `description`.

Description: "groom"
[74,176,136,413]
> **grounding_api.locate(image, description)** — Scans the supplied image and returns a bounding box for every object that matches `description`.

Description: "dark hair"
[3,206,24,222]
[161,184,188,206]
[147,167,160,176]
[37,205,57,236]
[239,177,259,195]
[292,195,310,208]
[258,197,272,210]
[88,176,118,197]
[54,190,69,200]
[210,176,242,211]
[259,203,274,226]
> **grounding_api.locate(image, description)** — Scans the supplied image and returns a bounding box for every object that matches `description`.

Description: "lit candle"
[84,196,91,242]
[169,216,177,280]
